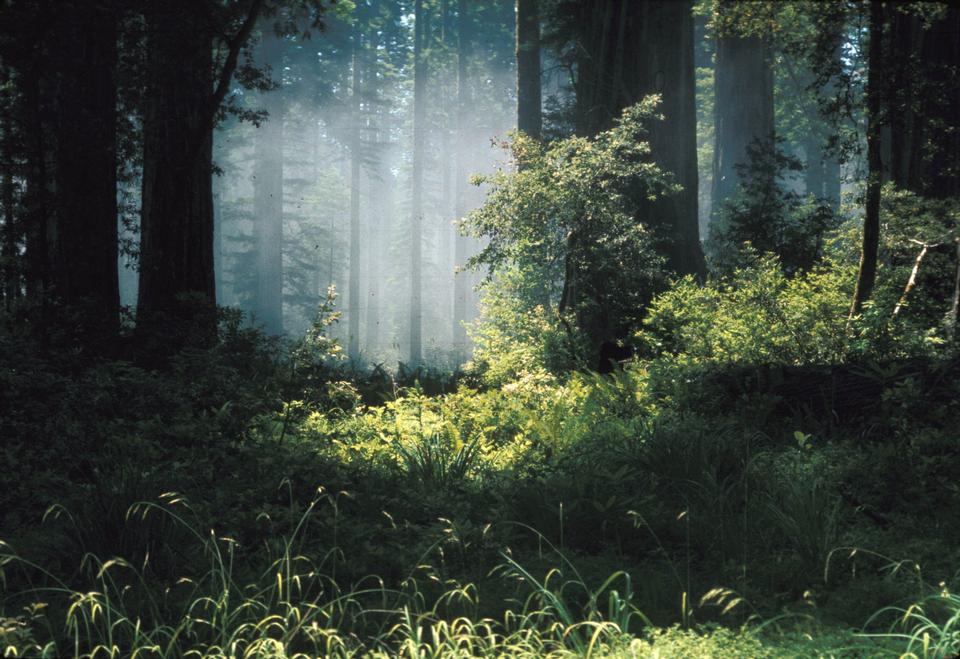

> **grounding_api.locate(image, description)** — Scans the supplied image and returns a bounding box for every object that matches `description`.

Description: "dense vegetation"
[2,0,959,657]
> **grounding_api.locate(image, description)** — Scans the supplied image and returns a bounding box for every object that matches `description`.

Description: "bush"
[639,254,853,365]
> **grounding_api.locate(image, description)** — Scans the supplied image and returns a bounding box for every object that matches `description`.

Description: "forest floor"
[1,323,958,657]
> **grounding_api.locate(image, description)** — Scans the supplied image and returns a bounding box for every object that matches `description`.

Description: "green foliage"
[464,98,673,376]
[640,254,853,365]
[707,138,840,277]
[866,582,960,658]
[4,196,960,658]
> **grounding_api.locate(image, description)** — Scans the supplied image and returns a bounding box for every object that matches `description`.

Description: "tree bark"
[850,0,885,318]
[885,3,959,199]
[452,0,471,358]
[348,31,362,361]
[138,1,217,339]
[253,28,285,337]
[1,91,17,307]
[409,0,426,368]
[365,29,386,354]
[439,0,454,343]
[21,56,50,301]
[570,0,705,279]
[138,0,263,345]
[633,0,704,278]
[49,0,119,336]
[516,0,541,139]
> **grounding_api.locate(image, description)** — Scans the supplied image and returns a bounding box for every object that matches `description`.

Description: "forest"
[0,0,959,656]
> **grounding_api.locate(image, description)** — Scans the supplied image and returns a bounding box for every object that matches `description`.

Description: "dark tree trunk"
[850,0,885,318]
[348,32,362,361]
[886,3,960,199]
[452,0,471,358]
[213,174,222,296]
[710,0,774,222]
[516,0,541,139]
[632,0,704,278]
[138,0,262,347]
[138,1,217,340]
[571,0,705,279]
[50,0,119,337]
[253,29,285,337]
[21,60,50,301]
[1,92,17,307]
[409,0,426,368]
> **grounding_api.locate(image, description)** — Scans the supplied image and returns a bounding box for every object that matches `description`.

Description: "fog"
[193,4,517,370]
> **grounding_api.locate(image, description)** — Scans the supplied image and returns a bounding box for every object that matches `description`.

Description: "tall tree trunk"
[409,0,426,368]
[348,32,363,361]
[1,94,17,307]
[452,0,471,358]
[516,0,541,139]
[634,0,704,278]
[138,0,263,345]
[213,174,222,298]
[439,0,454,345]
[885,3,960,199]
[21,59,50,301]
[365,28,385,354]
[50,0,119,337]
[850,0,885,318]
[571,0,705,280]
[710,0,774,225]
[138,1,217,339]
[253,29,285,337]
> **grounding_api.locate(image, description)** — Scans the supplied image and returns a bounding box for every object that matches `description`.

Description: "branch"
[893,240,941,317]
[209,0,265,124]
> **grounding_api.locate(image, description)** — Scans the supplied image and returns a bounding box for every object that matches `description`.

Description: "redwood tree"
[137,0,263,342]
[561,0,706,279]
[710,0,775,221]
[253,26,285,337]
[516,0,541,139]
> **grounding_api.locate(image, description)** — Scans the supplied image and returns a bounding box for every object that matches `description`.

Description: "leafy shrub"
[463,97,675,378]
[707,137,840,277]
[640,254,853,365]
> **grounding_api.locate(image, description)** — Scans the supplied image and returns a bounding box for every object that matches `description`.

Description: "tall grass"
[860,575,960,658]
[0,492,654,658]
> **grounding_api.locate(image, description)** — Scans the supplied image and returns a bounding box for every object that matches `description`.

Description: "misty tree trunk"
[409,0,426,368]
[253,29,285,337]
[633,0,704,278]
[138,1,217,340]
[804,133,825,199]
[367,157,391,353]
[516,0,541,139]
[452,0,471,357]
[823,153,841,209]
[364,27,385,354]
[348,33,362,361]
[710,0,774,223]
[850,0,884,318]
[439,0,454,339]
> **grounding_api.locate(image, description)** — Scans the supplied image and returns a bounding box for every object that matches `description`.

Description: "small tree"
[463,98,675,374]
